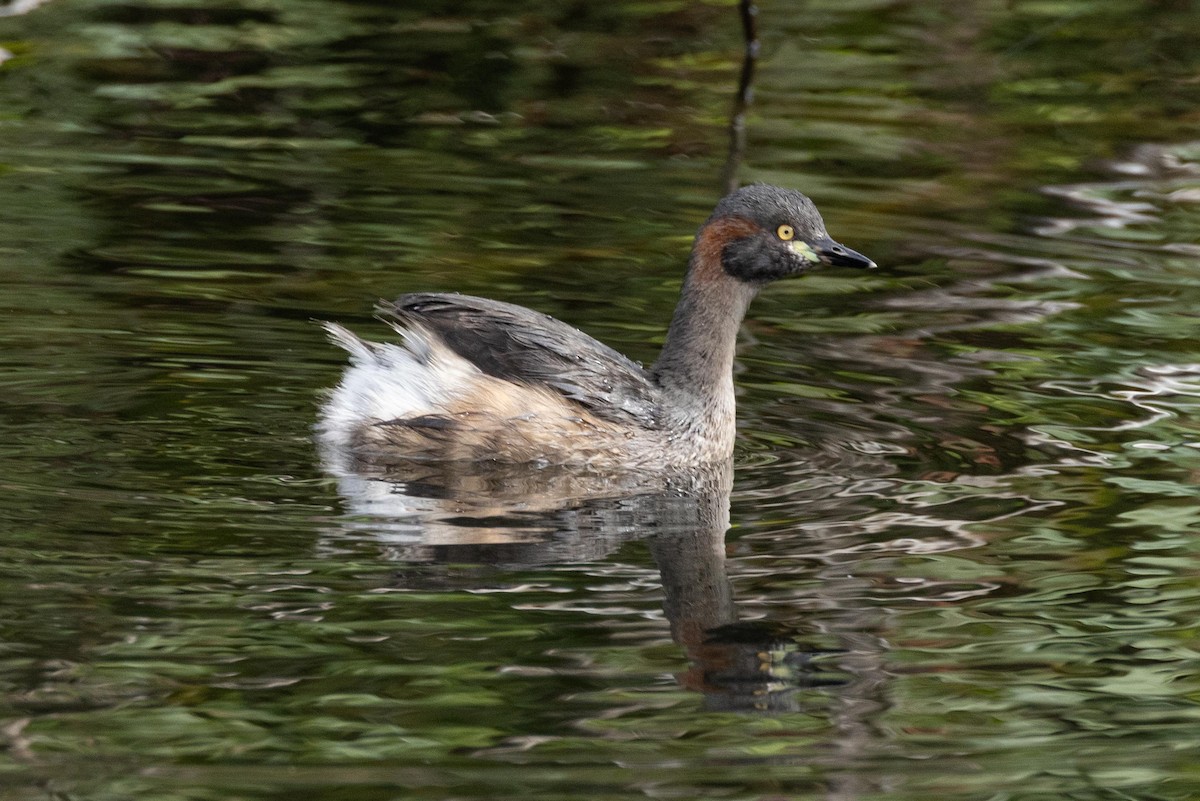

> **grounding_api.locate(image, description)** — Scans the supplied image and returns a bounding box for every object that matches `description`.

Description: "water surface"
[2,1,1200,799]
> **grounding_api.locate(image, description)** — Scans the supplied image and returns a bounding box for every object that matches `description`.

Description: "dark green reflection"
[2,0,1200,799]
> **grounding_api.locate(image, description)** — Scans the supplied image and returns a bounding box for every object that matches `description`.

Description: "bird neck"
[651,251,758,447]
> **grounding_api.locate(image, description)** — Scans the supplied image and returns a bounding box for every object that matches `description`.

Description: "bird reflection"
[320,446,883,718]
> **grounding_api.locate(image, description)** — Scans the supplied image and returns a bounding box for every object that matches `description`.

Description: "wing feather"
[380,293,662,429]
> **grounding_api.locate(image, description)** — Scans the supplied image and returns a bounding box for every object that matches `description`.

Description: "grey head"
[705,184,876,284]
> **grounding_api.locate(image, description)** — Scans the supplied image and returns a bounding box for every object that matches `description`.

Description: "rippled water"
[3,0,1200,798]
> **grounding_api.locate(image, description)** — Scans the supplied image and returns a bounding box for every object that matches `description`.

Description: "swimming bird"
[318,184,875,469]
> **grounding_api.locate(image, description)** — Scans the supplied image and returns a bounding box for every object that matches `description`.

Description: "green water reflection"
[2,0,1200,799]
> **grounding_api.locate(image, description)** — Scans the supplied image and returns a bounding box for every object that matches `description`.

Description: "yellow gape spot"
[789,239,820,263]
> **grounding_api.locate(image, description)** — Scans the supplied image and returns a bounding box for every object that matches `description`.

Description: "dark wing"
[381,293,662,429]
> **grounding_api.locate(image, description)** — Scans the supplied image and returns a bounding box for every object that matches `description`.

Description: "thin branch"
[719,0,760,197]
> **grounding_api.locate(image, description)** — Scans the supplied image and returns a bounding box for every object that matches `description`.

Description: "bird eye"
[776,224,795,241]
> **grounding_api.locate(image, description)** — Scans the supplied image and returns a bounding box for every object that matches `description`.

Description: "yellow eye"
[776,224,795,241]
